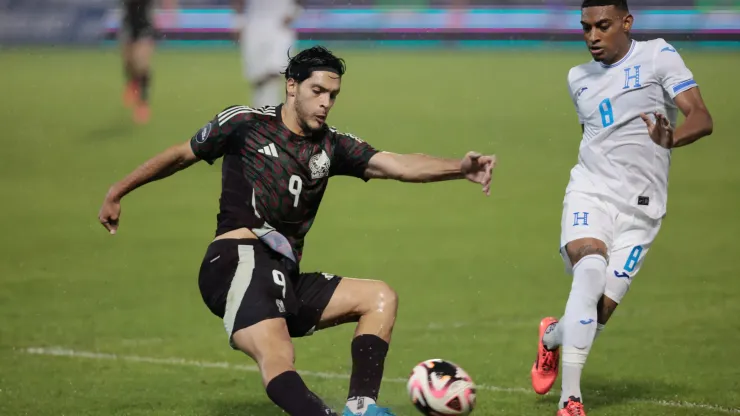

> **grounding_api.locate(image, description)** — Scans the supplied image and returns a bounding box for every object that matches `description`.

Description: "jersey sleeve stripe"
[217,106,249,124]
[218,106,277,121]
[217,106,276,126]
[672,79,697,95]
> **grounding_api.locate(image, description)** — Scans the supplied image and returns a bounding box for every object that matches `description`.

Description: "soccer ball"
[406,359,476,415]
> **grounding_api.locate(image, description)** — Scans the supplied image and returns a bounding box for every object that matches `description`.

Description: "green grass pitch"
[0,46,739,415]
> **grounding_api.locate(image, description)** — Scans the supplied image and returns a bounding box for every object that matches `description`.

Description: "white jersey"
[240,0,299,83]
[245,0,300,24]
[566,38,698,219]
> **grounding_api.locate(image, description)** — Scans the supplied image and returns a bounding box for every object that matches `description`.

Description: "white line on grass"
[24,347,739,415]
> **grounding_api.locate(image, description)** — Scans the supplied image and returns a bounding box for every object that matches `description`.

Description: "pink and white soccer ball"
[406,359,477,415]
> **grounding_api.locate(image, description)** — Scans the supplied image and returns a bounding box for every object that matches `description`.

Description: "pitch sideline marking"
[23,347,740,414]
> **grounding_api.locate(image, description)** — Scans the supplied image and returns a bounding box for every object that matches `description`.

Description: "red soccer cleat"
[557,397,586,416]
[531,316,560,395]
[133,102,150,124]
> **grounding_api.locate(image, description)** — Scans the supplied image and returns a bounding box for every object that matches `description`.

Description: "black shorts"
[198,239,342,347]
[121,1,155,41]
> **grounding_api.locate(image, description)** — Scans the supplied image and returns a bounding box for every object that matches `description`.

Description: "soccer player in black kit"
[98,46,495,416]
[120,0,176,123]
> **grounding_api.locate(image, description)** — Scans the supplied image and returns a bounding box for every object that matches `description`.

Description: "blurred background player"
[120,0,176,123]
[232,0,302,108]
[530,1,714,415]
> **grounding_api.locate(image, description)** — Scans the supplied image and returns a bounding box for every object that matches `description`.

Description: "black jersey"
[190,104,379,263]
[120,0,154,40]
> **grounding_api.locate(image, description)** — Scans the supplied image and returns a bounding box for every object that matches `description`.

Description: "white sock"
[560,359,584,407]
[559,254,607,406]
[545,320,605,350]
[346,397,376,415]
[542,320,562,350]
[251,76,283,108]
[594,323,605,341]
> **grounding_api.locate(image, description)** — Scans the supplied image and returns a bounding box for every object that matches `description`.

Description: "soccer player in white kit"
[233,0,301,108]
[529,1,714,415]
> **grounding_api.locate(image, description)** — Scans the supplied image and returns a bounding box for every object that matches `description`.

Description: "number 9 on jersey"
[289,175,302,208]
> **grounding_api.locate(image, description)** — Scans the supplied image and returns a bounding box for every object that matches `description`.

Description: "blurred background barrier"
[2,0,740,47]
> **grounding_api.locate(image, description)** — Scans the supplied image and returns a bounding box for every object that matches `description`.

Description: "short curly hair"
[282,46,346,83]
[582,0,629,12]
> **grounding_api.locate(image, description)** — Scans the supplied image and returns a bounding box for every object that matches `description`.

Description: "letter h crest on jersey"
[623,65,642,90]
[573,212,589,227]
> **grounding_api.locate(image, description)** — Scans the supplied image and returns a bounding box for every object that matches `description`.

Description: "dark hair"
[581,0,628,11]
[283,46,346,83]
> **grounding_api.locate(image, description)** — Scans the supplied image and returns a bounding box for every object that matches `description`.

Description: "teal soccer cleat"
[342,404,396,416]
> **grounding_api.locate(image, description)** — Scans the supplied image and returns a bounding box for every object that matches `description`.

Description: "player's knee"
[360,281,398,317]
[260,350,296,371]
[258,354,297,388]
[567,238,608,265]
[231,320,294,363]
[571,249,607,266]
[381,282,399,314]
[241,338,295,385]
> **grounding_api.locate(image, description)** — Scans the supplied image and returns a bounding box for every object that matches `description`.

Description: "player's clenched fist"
[461,152,496,196]
[98,192,121,235]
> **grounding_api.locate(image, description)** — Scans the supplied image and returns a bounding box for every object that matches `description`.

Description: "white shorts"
[559,191,662,303]
[240,22,296,83]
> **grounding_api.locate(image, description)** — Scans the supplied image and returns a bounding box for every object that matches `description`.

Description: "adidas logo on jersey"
[258,143,279,157]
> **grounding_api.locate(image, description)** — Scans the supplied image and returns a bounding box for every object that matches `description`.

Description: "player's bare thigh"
[317,278,398,341]
[130,37,155,72]
[231,317,295,386]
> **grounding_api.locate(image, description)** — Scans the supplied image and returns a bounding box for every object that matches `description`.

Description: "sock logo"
[358,397,364,410]
[579,319,594,325]
[614,270,630,279]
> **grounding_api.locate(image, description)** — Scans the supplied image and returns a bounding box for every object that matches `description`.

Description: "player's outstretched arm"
[98,141,199,234]
[364,151,496,196]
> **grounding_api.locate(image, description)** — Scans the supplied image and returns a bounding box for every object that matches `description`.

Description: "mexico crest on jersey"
[309,150,331,179]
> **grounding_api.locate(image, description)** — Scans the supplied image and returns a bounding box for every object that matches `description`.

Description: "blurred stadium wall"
[1,0,739,48]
